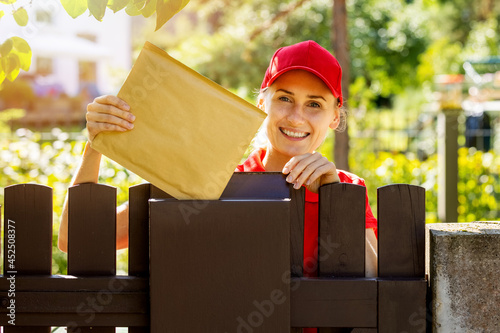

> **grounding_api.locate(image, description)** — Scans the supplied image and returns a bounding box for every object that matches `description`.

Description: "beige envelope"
[91,42,266,200]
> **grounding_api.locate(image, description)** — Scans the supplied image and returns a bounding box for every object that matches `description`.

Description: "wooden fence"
[0,172,427,332]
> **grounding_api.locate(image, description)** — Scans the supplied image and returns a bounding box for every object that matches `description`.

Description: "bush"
[346,145,498,223]
[0,129,143,274]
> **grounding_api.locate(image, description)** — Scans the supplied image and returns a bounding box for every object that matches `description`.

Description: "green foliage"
[0,108,25,133]
[348,0,430,102]
[12,6,27,25]
[344,144,499,223]
[457,148,499,221]
[0,130,144,274]
[59,0,190,28]
[0,37,31,85]
[0,0,190,87]
[60,0,87,18]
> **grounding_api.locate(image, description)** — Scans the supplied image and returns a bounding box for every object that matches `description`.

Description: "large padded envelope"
[91,42,266,200]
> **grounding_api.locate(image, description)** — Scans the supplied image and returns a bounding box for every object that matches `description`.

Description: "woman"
[58,40,377,281]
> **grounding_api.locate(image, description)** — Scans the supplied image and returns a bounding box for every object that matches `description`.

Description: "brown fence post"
[68,183,116,333]
[290,187,305,279]
[149,173,291,332]
[128,183,172,333]
[3,184,53,333]
[318,183,366,278]
[377,184,427,333]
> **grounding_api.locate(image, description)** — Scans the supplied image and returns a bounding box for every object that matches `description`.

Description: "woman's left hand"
[282,152,341,193]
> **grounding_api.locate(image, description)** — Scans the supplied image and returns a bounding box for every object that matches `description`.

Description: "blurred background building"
[0,1,131,129]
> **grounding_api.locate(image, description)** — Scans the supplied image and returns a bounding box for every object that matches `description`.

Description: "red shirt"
[236,149,377,332]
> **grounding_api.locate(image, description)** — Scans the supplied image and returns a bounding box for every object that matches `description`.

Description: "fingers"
[86,95,135,143]
[94,95,130,111]
[283,152,340,192]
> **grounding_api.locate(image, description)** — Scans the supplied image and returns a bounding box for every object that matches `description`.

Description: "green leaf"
[13,7,28,26]
[3,53,20,82]
[88,0,108,21]
[0,38,13,57]
[134,0,146,9]
[155,0,190,31]
[0,68,5,88]
[11,44,31,71]
[125,1,142,16]
[0,37,31,76]
[60,0,87,19]
[11,36,31,54]
[107,0,130,12]
[141,0,157,18]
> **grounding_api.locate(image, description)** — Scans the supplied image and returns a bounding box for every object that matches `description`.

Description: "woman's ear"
[329,109,340,130]
[257,95,266,113]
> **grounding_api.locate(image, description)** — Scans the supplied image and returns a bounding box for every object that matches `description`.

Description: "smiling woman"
[57,41,378,333]
[234,40,378,333]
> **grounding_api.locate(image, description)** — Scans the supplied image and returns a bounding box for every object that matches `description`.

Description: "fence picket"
[3,184,52,332]
[3,184,52,275]
[377,184,426,333]
[128,183,153,278]
[377,184,425,277]
[290,187,305,278]
[319,183,366,277]
[68,183,116,333]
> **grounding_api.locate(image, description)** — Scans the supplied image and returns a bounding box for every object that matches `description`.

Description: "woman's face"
[260,69,339,160]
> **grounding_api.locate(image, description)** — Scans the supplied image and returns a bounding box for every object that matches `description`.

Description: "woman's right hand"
[86,95,136,144]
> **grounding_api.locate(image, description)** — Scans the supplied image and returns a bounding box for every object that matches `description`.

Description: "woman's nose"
[286,105,305,125]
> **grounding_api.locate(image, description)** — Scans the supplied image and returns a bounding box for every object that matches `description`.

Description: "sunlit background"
[0,0,499,292]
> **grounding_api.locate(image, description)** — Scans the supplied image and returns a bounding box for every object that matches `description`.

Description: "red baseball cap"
[260,40,343,106]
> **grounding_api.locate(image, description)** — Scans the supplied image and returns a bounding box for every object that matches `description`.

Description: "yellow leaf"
[0,38,13,57]
[155,0,190,31]
[0,0,16,4]
[3,53,20,82]
[60,0,87,18]
[11,36,31,54]
[12,49,31,71]
[125,1,142,16]
[13,7,28,26]
[141,0,157,18]
[0,10,4,20]
[134,0,146,9]
[88,0,108,21]
[107,0,131,12]
[0,69,5,87]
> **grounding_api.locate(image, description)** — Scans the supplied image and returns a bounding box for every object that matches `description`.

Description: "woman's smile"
[280,127,310,139]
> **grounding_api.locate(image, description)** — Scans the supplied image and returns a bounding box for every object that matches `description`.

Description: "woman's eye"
[309,101,321,108]
[278,96,291,102]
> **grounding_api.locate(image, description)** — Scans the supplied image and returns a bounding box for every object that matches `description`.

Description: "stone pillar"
[427,222,500,332]
[437,109,460,222]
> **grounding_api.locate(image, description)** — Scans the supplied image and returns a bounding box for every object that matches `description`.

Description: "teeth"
[282,128,308,138]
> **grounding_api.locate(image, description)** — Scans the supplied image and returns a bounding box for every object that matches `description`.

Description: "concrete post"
[427,222,500,332]
[437,109,460,222]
